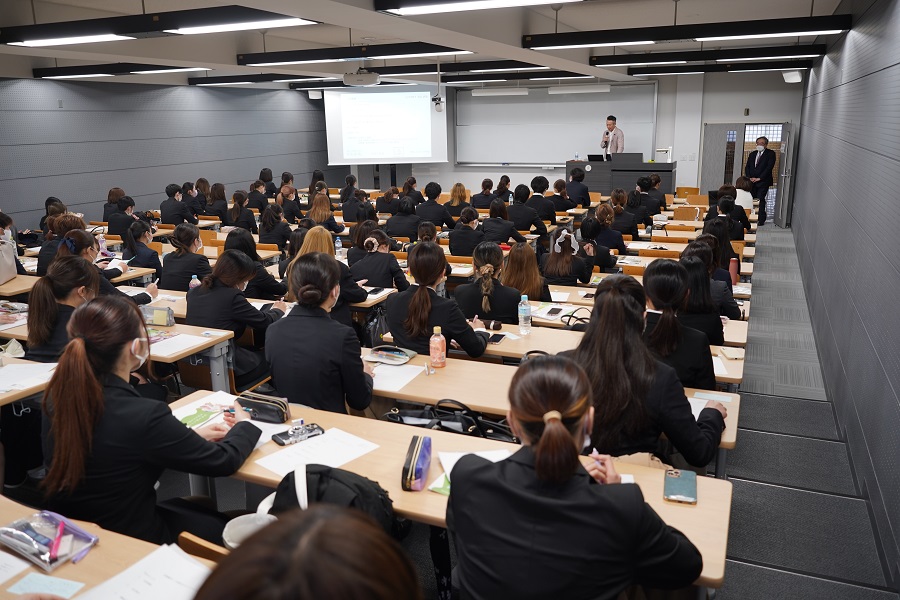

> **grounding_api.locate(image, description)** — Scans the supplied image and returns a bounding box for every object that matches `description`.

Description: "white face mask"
[241,281,249,292]
[756,145,765,153]
[196,240,203,251]
[131,338,149,369]
[0,229,10,242]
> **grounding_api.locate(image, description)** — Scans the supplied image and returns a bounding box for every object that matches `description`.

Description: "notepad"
[626,241,652,250]
[0,363,57,393]
[118,286,149,297]
[690,391,732,403]
[255,428,378,477]
[372,364,425,392]
[712,357,727,376]
[149,333,208,357]
[7,573,84,599]
[172,391,283,450]
[0,313,27,332]
[0,552,28,585]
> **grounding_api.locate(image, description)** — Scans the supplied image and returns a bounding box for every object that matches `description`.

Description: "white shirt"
[734,189,754,210]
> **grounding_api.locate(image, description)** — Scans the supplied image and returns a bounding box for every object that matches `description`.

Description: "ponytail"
[643,260,688,358]
[124,221,150,256]
[478,264,495,313]
[404,284,433,338]
[404,242,446,338]
[401,177,416,197]
[534,413,581,485]
[472,241,503,314]
[230,191,247,222]
[27,256,99,349]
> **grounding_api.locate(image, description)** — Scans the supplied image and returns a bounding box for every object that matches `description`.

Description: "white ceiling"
[0,0,843,86]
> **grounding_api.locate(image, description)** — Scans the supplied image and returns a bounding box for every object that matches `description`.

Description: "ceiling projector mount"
[343,68,380,86]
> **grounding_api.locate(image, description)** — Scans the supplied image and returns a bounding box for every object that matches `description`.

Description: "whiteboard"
[455,84,656,165]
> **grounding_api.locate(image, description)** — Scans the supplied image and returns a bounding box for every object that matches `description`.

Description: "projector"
[343,71,380,87]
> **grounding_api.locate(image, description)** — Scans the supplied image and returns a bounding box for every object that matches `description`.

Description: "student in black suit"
[471,178,494,209]
[349,220,398,266]
[160,223,212,292]
[340,188,366,225]
[260,167,277,198]
[682,241,741,320]
[42,295,261,544]
[107,195,138,238]
[609,188,639,239]
[636,176,661,216]
[540,228,595,286]
[577,216,617,272]
[385,197,421,241]
[508,184,547,237]
[40,198,64,235]
[267,253,373,413]
[181,181,203,217]
[415,182,455,230]
[195,178,210,212]
[160,183,198,226]
[482,199,526,244]
[278,224,313,279]
[550,178,577,212]
[454,241,520,324]
[224,190,258,234]
[702,217,738,271]
[307,192,345,234]
[594,204,627,256]
[224,228,286,301]
[247,180,270,213]
[448,207,484,256]
[625,188,652,228]
[204,182,229,221]
[376,186,402,215]
[349,229,409,291]
[648,172,668,211]
[525,176,557,224]
[385,242,489,356]
[339,174,359,208]
[448,356,703,600]
[298,226,367,327]
[565,167,591,208]
[103,188,125,221]
[705,186,751,240]
[445,182,471,218]
[37,214,85,276]
[491,175,513,204]
[258,205,293,251]
[565,275,726,467]
[278,185,304,224]
[679,255,726,346]
[400,176,425,205]
[123,220,162,280]
[502,242,551,302]
[744,136,776,226]
[643,260,716,391]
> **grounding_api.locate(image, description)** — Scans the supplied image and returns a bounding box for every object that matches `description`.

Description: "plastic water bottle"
[334,236,343,259]
[429,326,446,368]
[575,152,580,161]
[518,295,532,335]
[189,274,201,289]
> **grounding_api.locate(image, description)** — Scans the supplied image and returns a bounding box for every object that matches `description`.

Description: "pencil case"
[0,511,99,572]
[401,435,432,492]
[237,390,291,424]
[139,304,175,327]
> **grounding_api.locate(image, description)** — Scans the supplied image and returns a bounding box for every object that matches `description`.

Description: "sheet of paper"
[626,241,652,250]
[690,391,732,403]
[439,450,512,481]
[732,285,752,295]
[364,288,392,301]
[549,291,569,302]
[255,428,379,477]
[76,544,211,600]
[7,573,85,599]
[372,364,424,392]
[712,356,727,377]
[171,391,237,428]
[0,552,29,585]
[149,334,209,357]
[620,474,635,484]
[687,397,707,420]
[249,301,268,311]
[450,265,471,275]
[117,287,149,297]
[249,421,292,451]
[503,332,520,340]
[0,313,27,332]
[617,256,641,265]
[0,363,57,393]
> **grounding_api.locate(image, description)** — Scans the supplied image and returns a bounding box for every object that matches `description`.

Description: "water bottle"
[429,326,446,368]
[189,274,201,289]
[334,236,343,259]
[518,295,532,335]
[575,152,580,161]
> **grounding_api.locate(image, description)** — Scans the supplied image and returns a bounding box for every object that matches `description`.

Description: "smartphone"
[367,287,385,295]
[583,293,595,300]
[547,307,563,317]
[488,333,505,344]
[663,469,698,505]
[273,423,325,446]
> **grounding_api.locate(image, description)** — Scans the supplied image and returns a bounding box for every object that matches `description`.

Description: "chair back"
[177,531,229,564]
[638,249,680,259]
[673,206,701,221]
[675,186,700,198]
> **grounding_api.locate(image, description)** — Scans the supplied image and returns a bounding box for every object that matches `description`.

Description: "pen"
[223,407,253,414]
[49,519,65,562]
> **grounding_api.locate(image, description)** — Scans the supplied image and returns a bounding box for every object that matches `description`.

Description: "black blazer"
[36,240,61,276]
[266,306,373,413]
[648,188,667,211]
[107,211,135,238]
[745,148,776,185]
[565,180,591,208]
[507,204,547,236]
[678,311,725,346]
[247,190,269,213]
[102,202,119,221]
[224,207,258,234]
[491,189,513,203]
[42,375,259,544]
[447,446,702,600]
[123,241,163,280]
[713,268,732,290]
[471,193,493,209]
[416,200,455,230]
[385,286,489,357]
[182,194,203,217]
[579,242,617,272]
[376,195,401,215]
[551,194,577,212]
[449,227,484,256]
[446,201,470,218]
[340,198,363,224]
[160,197,198,226]
[160,252,212,292]
[710,279,741,320]
[245,262,287,301]
[282,200,303,224]
[454,279,520,324]
[334,262,368,327]
[204,200,228,222]
[349,252,409,291]
[704,211,746,241]
[611,210,639,239]
[481,218,525,244]
[315,215,344,234]
[259,221,292,250]
[639,192,661,216]
[401,189,425,205]
[265,181,278,198]
[347,246,365,267]
[526,194,556,224]
[625,203,652,227]
[539,253,595,286]
[96,265,152,304]
[644,312,716,391]
[24,304,75,363]
[594,227,627,255]
[385,213,422,241]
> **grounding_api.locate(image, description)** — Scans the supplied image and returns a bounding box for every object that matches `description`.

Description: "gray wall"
[0,79,349,228]
[794,0,900,586]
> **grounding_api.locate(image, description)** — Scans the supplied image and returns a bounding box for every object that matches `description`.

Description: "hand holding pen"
[586,448,621,485]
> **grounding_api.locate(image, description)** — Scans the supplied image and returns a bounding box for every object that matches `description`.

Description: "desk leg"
[140,273,153,285]
[715,448,728,480]
[205,342,230,392]
[696,585,711,600]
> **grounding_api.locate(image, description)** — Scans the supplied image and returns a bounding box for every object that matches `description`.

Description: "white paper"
[617,256,641,265]
[0,551,29,585]
[626,241,652,250]
[0,313,27,332]
[450,265,471,275]
[503,332,520,340]
[76,544,211,600]
[690,391,732,403]
[372,364,424,392]
[117,287,149,297]
[0,363,57,393]
[687,397,707,420]
[249,301,268,311]
[712,356,727,376]
[439,450,511,481]
[149,334,209,357]
[550,291,569,302]
[249,421,293,451]
[364,288,392,301]
[732,285,751,295]
[255,428,379,477]
[620,474,635,484]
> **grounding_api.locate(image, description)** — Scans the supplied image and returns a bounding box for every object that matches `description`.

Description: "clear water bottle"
[189,274,201,289]
[429,326,446,368]
[518,294,532,335]
[334,236,343,259]
[575,152,580,161]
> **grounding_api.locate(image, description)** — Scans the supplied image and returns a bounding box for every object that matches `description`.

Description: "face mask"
[131,338,149,369]
[241,281,249,292]
[0,229,10,242]
[196,240,203,251]
[756,145,765,153]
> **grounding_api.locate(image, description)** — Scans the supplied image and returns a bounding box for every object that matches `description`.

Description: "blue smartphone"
[663,469,698,505]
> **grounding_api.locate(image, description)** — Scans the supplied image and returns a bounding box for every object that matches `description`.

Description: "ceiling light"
[598,60,687,68]
[10,34,134,47]
[729,66,810,73]
[633,71,704,76]
[375,71,443,76]
[591,45,826,67]
[130,67,210,74]
[629,59,814,76]
[364,51,471,60]
[531,41,654,50]
[783,70,804,83]
[529,75,594,81]
[195,81,254,86]
[272,77,340,83]
[42,73,114,79]
[470,66,550,73]
[377,0,581,16]
[239,42,469,68]
[715,54,822,62]
[548,85,611,94]
[249,59,346,66]
[164,17,314,35]
[471,88,529,96]
[446,79,506,85]
[697,30,843,41]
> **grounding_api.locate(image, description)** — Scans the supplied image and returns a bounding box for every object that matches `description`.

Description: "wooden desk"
[110,266,156,285]
[148,285,394,315]
[0,356,53,406]
[174,390,732,587]
[0,275,39,299]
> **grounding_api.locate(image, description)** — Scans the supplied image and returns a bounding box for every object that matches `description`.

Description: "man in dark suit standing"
[745,136,776,226]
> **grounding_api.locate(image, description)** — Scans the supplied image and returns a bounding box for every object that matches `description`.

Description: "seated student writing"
[42,295,260,545]
[446,182,471,218]
[37,213,85,276]
[482,199,526,244]
[159,223,211,292]
[550,178,577,212]
[123,220,162,280]
[224,228,287,301]
[454,241,520,325]
[449,207,484,257]
[376,186,402,215]
[224,190,258,234]
[502,241,551,302]
[349,230,409,292]
[565,275,726,467]
[448,356,703,600]
[415,181,455,230]
[508,184,547,238]
[259,204,293,251]
[682,240,741,320]
[185,250,285,389]
[278,185,304,224]
[307,192,345,234]
[204,182,229,221]
[385,197,422,241]
[540,228,595,286]
[266,253,374,414]
[643,260,716,391]
[471,178,494,209]
[678,254,726,346]
[296,226,366,328]
[107,195,140,238]
[385,241,488,357]
[348,220,400,266]
[593,204,627,256]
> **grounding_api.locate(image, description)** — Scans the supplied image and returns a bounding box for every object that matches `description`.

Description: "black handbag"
[562,306,592,330]
[237,391,291,424]
[363,305,389,348]
[384,399,518,444]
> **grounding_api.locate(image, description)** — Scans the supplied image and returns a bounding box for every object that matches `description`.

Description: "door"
[700,123,746,195]
[774,122,796,228]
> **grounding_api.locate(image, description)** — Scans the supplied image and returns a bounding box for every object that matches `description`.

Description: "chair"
[208,238,226,247]
[675,187,699,198]
[638,249,680,259]
[105,234,123,244]
[588,192,603,204]
[665,224,696,231]
[438,192,451,204]
[673,206,701,221]
[198,228,217,245]
[89,221,107,227]
[651,235,690,244]
[198,215,221,223]
[731,240,746,260]
[686,194,707,206]
[256,243,279,252]
[249,208,260,216]
[368,191,381,200]
[622,234,632,242]
[438,237,449,246]
[622,265,645,276]
[148,241,163,255]
[177,531,229,564]
[665,194,674,206]
[391,251,408,261]
[156,223,176,231]
[328,188,341,196]
[745,207,753,217]
[446,255,473,265]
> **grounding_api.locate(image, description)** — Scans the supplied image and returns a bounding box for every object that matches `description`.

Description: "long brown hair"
[401,176,417,197]
[596,203,615,227]
[502,242,543,300]
[643,259,687,358]
[542,228,576,278]
[473,242,503,313]
[43,296,147,495]
[404,242,447,338]
[230,190,248,222]
[208,182,226,207]
[47,214,86,241]
[54,230,96,262]
[299,226,335,256]
[449,183,467,207]
[27,257,99,348]
[553,179,567,200]
[106,187,125,205]
[572,275,654,450]
[195,178,211,198]
[509,356,592,484]
[308,193,333,224]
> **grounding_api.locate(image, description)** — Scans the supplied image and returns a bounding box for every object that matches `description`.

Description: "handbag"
[363,305,389,348]
[0,240,17,286]
[237,390,291,424]
[561,306,592,330]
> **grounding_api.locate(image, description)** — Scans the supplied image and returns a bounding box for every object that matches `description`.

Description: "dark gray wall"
[0,78,348,228]
[794,0,900,586]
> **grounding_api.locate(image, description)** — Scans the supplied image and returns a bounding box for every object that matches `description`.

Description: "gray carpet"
[736,392,838,440]
[719,560,899,600]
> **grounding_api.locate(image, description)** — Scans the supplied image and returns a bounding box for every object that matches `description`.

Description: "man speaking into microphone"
[601,115,624,158]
